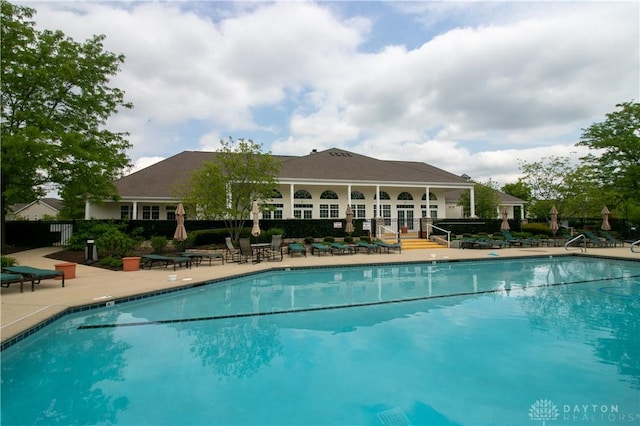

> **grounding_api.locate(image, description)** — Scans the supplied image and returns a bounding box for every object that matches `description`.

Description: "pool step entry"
[398,239,444,250]
[377,407,412,426]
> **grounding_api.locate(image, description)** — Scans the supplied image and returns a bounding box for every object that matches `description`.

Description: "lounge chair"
[601,232,624,247]
[1,272,31,293]
[311,243,332,256]
[501,231,543,247]
[356,241,379,254]
[265,235,284,261]
[375,240,402,253]
[330,242,355,255]
[287,242,307,257]
[584,231,607,248]
[460,238,494,249]
[225,237,241,262]
[2,266,65,288]
[140,254,191,270]
[180,251,225,266]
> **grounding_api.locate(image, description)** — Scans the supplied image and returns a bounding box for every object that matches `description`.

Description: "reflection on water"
[2,257,639,425]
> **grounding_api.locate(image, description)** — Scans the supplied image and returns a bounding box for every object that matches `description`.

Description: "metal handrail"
[379,225,399,242]
[565,234,587,253]
[426,223,451,248]
[631,240,640,253]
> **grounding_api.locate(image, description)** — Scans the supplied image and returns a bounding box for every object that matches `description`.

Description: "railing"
[631,240,640,253]
[379,225,399,242]
[564,234,587,253]
[426,223,451,248]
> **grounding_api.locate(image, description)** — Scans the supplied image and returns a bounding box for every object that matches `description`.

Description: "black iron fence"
[3,217,636,250]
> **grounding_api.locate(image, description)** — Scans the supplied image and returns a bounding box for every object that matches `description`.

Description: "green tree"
[561,165,617,219]
[576,101,640,215]
[1,1,132,246]
[519,156,577,220]
[180,137,280,242]
[457,179,501,219]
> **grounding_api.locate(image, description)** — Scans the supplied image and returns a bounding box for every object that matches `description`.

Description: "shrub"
[323,236,335,243]
[522,222,554,237]
[150,236,168,254]
[304,236,315,245]
[96,229,137,258]
[1,256,17,267]
[99,256,123,268]
[344,236,354,243]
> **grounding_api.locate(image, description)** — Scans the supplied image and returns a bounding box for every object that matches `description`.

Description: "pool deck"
[2,245,638,346]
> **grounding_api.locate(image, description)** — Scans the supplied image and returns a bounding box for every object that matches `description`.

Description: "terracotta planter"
[122,257,141,272]
[401,227,408,233]
[55,262,76,280]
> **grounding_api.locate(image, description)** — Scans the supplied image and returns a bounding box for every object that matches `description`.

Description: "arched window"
[398,192,413,200]
[421,192,437,201]
[421,192,439,219]
[319,190,339,218]
[269,189,283,199]
[294,190,313,219]
[294,190,312,199]
[374,191,390,200]
[350,191,365,200]
[320,190,339,199]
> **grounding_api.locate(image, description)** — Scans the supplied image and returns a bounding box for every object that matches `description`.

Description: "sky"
[20,0,640,186]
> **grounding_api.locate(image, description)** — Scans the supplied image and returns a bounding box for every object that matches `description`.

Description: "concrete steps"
[380,239,445,250]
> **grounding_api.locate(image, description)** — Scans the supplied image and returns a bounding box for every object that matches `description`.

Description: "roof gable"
[114,148,473,198]
[279,148,469,184]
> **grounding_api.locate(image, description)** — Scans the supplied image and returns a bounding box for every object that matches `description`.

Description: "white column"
[425,187,430,218]
[347,184,352,207]
[84,200,91,220]
[290,184,295,218]
[469,187,476,218]
[376,184,380,216]
[132,202,138,220]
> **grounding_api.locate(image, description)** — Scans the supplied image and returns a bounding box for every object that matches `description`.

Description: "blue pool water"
[2,256,639,425]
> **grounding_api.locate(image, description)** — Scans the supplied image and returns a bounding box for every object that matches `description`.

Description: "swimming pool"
[2,256,639,425]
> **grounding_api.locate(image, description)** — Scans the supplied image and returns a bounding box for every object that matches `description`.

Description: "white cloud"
[20,0,638,188]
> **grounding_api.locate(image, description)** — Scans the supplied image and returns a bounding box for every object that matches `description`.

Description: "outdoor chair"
[140,254,191,270]
[330,242,355,255]
[583,231,607,248]
[375,240,402,253]
[1,272,31,293]
[180,251,225,266]
[356,241,379,254]
[502,230,543,247]
[311,243,332,256]
[2,265,65,288]
[601,232,624,247]
[266,235,284,261]
[238,238,257,264]
[225,237,241,262]
[287,242,307,257]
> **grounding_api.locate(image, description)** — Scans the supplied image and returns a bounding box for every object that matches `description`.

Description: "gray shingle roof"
[115,148,472,198]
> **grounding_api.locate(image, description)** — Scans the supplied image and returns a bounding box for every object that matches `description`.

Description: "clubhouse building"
[86,148,525,233]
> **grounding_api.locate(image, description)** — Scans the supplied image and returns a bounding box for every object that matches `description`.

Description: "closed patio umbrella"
[251,200,261,238]
[174,203,188,250]
[549,205,559,236]
[345,205,354,234]
[601,206,611,231]
[500,206,510,231]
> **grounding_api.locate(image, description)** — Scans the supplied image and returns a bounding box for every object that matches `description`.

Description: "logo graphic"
[529,399,559,425]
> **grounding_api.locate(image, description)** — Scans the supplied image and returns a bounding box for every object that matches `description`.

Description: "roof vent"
[311,149,317,154]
